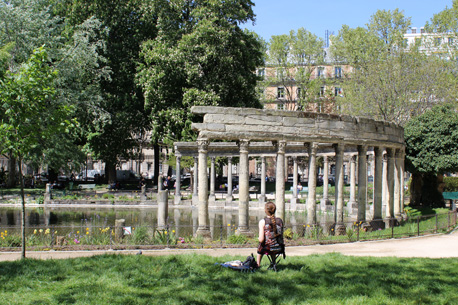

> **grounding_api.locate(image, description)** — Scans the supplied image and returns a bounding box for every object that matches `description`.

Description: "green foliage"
[404,206,421,218]
[226,234,249,245]
[153,230,176,245]
[131,226,151,245]
[444,176,458,191]
[283,228,293,240]
[137,0,263,144]
[405,105,458,174]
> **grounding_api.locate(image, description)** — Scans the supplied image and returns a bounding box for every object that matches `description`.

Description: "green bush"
[444,176,458,192]
[226,234,249,244]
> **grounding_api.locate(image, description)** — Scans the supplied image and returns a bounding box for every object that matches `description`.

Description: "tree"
[405,105,458,207]
[0,47,72,258]
[53,0,158,183]
[137,0,263,180]
[330,9,457,125]
[260,28,325,111]
[0,0,109,183]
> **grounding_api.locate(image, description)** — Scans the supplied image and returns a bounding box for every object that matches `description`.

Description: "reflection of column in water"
[174,209,181,238]
[223,210,231,236]
[192,207,198,234]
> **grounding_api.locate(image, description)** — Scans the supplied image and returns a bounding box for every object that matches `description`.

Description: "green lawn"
[1,253,457,304]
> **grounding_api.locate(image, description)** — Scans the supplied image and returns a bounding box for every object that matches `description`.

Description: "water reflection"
[0,206,349,238]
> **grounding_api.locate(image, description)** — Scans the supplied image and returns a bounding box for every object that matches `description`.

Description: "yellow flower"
[34,229,37,234]
[164,231,168,234]
[172,230,175,233]
[77,231,80,234]
[86,228,89,231]
[54,231,57,234]
[45,229,50,235]
[39,229,43,233]
[227,224,231,226]
[86,232,89,235]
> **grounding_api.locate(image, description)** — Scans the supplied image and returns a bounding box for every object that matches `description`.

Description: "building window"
[257,68,265,78]
[334,66,342,78]
[277,103,284,110]
[319,86,325,97]
[317,67,325,79]
[335,87,342,97]
[277,87,285,99]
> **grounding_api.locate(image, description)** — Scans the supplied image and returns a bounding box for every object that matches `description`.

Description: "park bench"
[442,192,458,210]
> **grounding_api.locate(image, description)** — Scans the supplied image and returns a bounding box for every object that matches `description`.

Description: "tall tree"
[0,0,109,182]
[54,0,158,183]
[137,0,263,143]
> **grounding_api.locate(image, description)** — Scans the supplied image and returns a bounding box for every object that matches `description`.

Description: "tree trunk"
[153,143,160,186]
[18,157,26,259]
[105,161,117,184]
[410,172,423,206]
[7,155,16,188]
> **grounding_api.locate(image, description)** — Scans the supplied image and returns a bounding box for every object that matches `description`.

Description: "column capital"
[273,140,287,154]
[237,139,250,153]
[350,155,357,163]
[197,139,209,153]
[306,142,318,155]
[333,143,345,155]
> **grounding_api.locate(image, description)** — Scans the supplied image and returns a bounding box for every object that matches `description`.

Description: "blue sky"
[242,0,454,41]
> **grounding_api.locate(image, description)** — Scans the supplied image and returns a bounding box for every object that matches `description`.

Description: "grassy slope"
[1,253,457,304]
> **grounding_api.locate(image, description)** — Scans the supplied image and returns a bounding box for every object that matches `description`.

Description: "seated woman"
[256,201,285,268]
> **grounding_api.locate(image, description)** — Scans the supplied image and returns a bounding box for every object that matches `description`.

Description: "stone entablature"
[191,106,404,148]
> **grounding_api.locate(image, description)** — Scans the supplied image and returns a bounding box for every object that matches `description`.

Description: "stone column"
[237,139,251,236]
[157,190,168,230]
[400,149,405,214]
[209,157,216,203]
[348,155,357,214]
[357,145,368,223]
[192,157,199,206]
[320,156,331,210]
[334,143,346,234]
[373,147,384,220]
[174,155,182,205]
[291,156,298,207]
[382,153,388,217]
[394,149,402,217]
[259,156,266,204]
[306,143,318,225]
[274,141,287,221]
[226,157,233,204]
[196,139,211,237]
[386,148,395,221]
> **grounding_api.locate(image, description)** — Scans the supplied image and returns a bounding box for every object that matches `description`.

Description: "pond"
[0,206,347,239]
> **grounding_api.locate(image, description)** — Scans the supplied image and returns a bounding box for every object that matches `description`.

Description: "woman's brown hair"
[265,202,280,237]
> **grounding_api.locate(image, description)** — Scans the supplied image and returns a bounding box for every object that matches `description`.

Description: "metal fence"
[0,210,456,251]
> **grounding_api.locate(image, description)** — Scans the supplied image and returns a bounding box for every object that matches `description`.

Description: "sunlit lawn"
[1,253,457,304]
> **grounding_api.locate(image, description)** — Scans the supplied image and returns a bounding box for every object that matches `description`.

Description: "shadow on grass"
[1,253,458,304]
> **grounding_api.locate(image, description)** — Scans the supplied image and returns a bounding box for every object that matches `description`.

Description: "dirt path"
[1,231,457,261]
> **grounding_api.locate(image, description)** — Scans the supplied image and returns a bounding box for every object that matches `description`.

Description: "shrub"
[443,177,458,192]
[226,234,249,244]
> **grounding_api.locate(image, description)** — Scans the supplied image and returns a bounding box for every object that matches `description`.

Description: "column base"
[385,218,399,228]
[320,199,332,212]
[195,227,212,238]
[174,195,182,205]
[369,219,385,230]
[192,194,199,206]
[208,195,216,204]
[347,200,357,215]
[226,195,233,204]
[335,223,347,236]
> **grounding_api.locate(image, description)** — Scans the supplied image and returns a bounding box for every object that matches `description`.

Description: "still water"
[0,206,343,237]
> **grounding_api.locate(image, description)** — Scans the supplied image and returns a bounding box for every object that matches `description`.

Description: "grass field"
[1,253,457,304]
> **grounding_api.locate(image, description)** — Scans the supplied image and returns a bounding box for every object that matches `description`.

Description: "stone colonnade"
[177,106,405,237]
